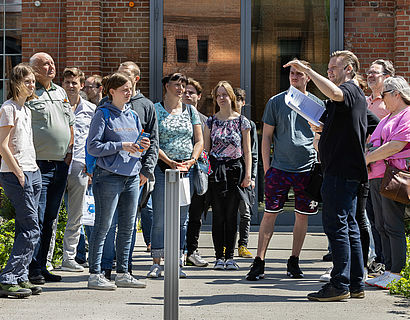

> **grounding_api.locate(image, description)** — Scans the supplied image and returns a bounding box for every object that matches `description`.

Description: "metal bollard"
[164,169,180,320]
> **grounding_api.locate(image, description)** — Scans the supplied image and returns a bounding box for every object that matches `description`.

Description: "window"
[0,0,22,102]
[197,39,208,63]
[176,38,188,63]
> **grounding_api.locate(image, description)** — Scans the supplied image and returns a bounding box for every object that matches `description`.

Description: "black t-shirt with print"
[318,80,368,182]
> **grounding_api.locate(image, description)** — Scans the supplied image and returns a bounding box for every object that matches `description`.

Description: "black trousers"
[186,192,207,256]
[356,182,370,267]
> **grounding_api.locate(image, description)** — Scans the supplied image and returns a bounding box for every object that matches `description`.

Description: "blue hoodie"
[87,101,143,176]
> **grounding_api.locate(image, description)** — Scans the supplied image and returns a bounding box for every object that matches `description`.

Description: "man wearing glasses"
[366,60,395,119]
[83,75,103,105]
[285,51,368,301]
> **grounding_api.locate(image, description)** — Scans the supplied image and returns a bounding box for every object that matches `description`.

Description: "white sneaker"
[214,259,225,270]
[365,271,390,287]
[319,267,332,282]
[374,273,402,290]
[88,273,117,290]
[186,251,209,267]
[225,259,239,270]
[147,264,162,278]
[115,272,146,288]
[179,267,187,278]
[61,259,85,272]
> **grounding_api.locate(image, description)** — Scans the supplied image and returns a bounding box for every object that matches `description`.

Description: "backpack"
[85,107,138,174]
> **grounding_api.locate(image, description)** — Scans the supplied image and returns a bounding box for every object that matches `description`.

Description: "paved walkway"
[1,231,409,320]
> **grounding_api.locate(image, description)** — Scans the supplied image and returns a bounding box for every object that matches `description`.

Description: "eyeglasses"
[380,90,393,99]
[366,71,386,76]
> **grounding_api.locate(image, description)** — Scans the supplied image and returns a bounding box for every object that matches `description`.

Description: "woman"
[204,81,252,270]
[87,73,150,290]
[0,63,42,298]
[365,76,410,289]
[148,72,203,278]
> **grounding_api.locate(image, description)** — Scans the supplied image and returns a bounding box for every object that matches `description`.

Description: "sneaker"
[61,259,85,272]
[287,256,303,278]
[42,270,62,282]
[147,264,162,278]
[374,273,402,290]
[213,259,225,270]
[0,283,32,298]
[88,273,117,290]
[115,272,146,288]
[365,271,390,287]
[179,267,187,278]
[322,252,332,262]
[102,269,112,281]
[225,259,239,270]
[238,246,253,258]
[29,274,45,285]
[350,289,365,298]
[367,261,385,278]
[186,251,209,267]
[307,283,350,302]
[18,281,42,295]
[46,261,54,271]
[246,257,265,281]
[319,267,332,282]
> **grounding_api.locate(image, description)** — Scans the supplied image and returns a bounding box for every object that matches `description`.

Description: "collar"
[36,81,57,91]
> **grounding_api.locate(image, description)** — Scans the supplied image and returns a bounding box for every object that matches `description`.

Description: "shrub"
[389,235,410,298]
[0,219,15,270]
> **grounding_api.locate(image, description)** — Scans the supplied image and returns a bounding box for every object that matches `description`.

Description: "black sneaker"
[29,274,45,285]
[287,256,304,278]
[42,270,62,282]
[322,252,332,262]
[102,269,112,281]
[307,283,350,302]
[246,257,265,281]
[350,288,365,299]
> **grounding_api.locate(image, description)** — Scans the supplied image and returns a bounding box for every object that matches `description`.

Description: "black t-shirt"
[318,80,368,182]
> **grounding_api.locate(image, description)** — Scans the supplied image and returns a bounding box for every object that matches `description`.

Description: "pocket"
[28,100,48,122]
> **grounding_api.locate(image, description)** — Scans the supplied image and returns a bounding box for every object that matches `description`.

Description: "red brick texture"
[344,0,410,81]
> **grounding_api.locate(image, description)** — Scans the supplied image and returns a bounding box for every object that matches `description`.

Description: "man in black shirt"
[285,50,368,301]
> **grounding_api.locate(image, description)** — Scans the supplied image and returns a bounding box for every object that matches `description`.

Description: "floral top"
[154,102,201,160]
[206,115,250,160]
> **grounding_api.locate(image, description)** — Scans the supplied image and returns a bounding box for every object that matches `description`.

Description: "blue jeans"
[0,170,42,284]
[88,167,140,274]
[151,166,192,259]
[29,160,69,276]
[100,210,117,270]
[75,225,93,264]
[321,175,364,291]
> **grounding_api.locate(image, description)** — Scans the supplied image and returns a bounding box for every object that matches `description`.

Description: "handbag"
[304,162,323,202]
[193,150,210,196]
[81,189,95,226]
[179,175,191,206]
[379,162,410,205]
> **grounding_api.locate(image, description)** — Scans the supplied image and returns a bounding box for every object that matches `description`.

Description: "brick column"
[66,0,102,75]
[394,0,410,80]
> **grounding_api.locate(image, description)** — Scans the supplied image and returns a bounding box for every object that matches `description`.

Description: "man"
[365,59,395,275]
[61,67,96,272]
[285,50,368,301]
[246,61,322,281]
[366,60,395,120]
[83,75,103,105]
[183,78,209,267]
[233,88,257,258]
[28,52,75,284]
[98,61,158,279]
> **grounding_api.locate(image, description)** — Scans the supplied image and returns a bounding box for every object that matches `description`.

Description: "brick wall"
[344,0,410,81]
[21,0,150,95]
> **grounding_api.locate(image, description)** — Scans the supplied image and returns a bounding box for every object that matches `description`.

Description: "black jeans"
[186,192,207,256]
[366,192,384,263]
[356,182,370,267]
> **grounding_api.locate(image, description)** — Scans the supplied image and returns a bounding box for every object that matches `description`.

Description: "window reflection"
[163,0,241,115]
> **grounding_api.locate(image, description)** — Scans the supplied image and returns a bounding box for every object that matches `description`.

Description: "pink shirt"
[366,95,389,120]
[368,107,410,179]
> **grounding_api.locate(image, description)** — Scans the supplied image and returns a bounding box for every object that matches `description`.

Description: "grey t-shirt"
[262,90,324,173]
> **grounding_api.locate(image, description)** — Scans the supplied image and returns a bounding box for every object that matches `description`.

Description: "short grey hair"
[383,76,410,105]
[29,52,52,67]
[371,59,395,76]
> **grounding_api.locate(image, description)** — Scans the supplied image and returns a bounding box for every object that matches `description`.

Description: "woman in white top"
[0,63,43,298]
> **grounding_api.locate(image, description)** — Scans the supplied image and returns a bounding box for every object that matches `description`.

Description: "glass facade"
[0,0,22,102]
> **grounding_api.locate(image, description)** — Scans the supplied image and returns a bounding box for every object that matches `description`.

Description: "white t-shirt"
[0,99,38,172]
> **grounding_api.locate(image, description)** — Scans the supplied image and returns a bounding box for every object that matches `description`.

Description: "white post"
[164,169,180,320]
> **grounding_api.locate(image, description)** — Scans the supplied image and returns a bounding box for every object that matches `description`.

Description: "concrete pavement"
[0,230,409,320]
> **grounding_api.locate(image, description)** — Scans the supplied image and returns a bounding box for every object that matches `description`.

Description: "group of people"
[0,49,408,302]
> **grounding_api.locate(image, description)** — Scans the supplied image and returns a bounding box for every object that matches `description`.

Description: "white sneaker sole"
[88,283,117,290]
[61,266,84,272]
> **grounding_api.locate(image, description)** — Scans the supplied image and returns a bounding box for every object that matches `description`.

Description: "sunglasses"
[381,90,393,99]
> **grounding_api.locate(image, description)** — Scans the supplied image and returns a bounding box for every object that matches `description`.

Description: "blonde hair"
[7,63,37,101]
[331,50,360,78]
[211,81,238,112]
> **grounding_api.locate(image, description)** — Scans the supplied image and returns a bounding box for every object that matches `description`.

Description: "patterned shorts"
[264,167,318,215]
